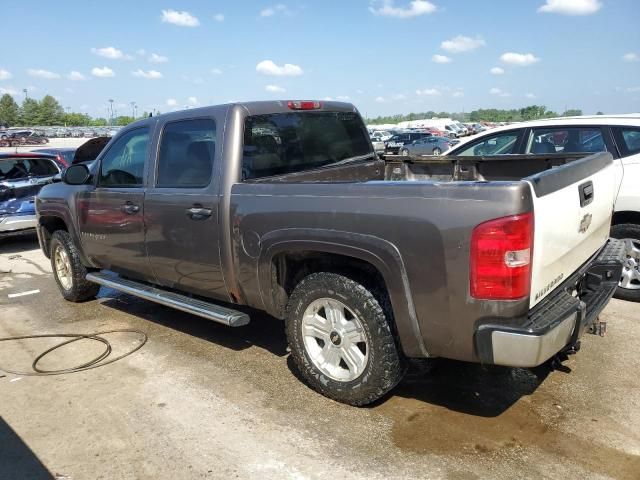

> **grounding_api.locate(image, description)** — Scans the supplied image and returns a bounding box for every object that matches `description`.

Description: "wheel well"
[612,211,640,227]
[270,251,391,319]
[38,216,68,258]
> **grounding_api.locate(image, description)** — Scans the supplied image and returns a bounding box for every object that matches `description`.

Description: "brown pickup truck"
[36,101,624,405]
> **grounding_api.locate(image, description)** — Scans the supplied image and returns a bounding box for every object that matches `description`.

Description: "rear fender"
[258,228,429,358]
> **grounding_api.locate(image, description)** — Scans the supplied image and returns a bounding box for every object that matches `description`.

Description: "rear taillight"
[470,212,534,300]
[287,100,321,110]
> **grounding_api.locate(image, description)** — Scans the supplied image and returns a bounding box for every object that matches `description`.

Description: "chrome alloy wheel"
[54,245,73,290]
[301,298,369,382]
[620,239,640,290]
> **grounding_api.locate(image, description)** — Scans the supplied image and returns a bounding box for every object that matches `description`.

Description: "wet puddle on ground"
[375,360,640,479]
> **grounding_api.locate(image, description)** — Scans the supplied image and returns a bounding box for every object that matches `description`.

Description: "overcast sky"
[0,0,638,118]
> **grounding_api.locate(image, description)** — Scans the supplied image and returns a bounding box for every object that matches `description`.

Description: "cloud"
[161,9,200,27]
[441,35,485,53]
[369,0,437,18]
[148,53,169,63]
[91,47,132,60]
[260,4,291,17]
[374,96,386,103]
[132,69,163,79]
[187,96,198,105]
[211,68,223,75]
[490,87,510,97]
[623,52,639,62]
[27,68,60,79]
[525,93,536,98]
[490,67,505,75]
[137,49,146,56]
[538,0,601,15]
[265,84,286,93]
[336,95,350,101]
[213,13,225,22]
[256,60,303,76]
[391,93,407,100]
[416,88,441,96]
[67,71,86,81]
[166,98,178,107]
[452,91,464,98]
[0,69,12,80]
[500,52,540,66]
[91,66,115,78]
[432,54,452,64]
[0,86,17,95]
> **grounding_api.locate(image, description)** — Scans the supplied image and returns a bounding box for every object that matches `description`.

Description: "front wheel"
[50,230,100,302]
[285,272,404,406]
[432,147,442,156]
[400,148,409,156]
[610,224,640,302]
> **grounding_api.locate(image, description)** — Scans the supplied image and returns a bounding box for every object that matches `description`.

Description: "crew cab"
[36,101,624,405]
[447,115,640,302]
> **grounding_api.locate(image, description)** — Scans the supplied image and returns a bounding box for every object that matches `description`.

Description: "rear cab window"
[454,130,521,156]
[242,111,372,180]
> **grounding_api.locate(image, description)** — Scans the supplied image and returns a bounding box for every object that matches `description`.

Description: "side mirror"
[63,164,90,185]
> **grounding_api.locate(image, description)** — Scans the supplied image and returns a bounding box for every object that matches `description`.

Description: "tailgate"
[526,152,616,308]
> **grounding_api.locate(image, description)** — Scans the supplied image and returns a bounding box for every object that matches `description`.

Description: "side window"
[612,127,640,157]
[526,127,606,154]
[455,131,520,156]
[157,118,216,188]
[99,128,149,187]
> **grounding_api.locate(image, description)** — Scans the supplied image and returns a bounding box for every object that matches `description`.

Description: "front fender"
[257,228,429,358]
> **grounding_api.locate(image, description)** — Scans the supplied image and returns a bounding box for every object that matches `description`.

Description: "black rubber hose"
[0,329,147,376]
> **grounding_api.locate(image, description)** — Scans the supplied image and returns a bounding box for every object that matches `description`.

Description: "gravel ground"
[0,235,639,480]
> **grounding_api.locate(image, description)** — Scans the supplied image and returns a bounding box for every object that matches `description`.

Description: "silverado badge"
[579,213,593,234]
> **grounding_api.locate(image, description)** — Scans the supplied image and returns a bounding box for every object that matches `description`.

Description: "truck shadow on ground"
[0,234,39,255]
[0,416,53,480]
[99,293,290,357]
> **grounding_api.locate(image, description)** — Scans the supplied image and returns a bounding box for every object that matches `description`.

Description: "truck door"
[76,127,153,280]
[143,117,227,300]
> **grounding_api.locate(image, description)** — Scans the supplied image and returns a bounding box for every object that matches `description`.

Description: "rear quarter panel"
[230,180,533,361]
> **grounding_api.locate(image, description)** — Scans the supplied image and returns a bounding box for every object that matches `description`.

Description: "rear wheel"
[610,224,640,302]
[286,272,404,406]
[432,147,442,156]
[50,230,100,302]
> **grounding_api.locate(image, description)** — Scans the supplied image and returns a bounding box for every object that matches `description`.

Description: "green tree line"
[0,94,144,127]
[366,105,596,125]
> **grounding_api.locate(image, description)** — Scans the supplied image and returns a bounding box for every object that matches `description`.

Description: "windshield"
[0,157,58,181]
[242,111,372,180]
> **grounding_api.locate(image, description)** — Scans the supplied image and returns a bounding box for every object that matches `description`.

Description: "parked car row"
[0,126,121,142]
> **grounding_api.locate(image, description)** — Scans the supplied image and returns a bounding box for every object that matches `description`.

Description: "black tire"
[610,223,640,302]
[285,272,404,406]
[49,230,100,302]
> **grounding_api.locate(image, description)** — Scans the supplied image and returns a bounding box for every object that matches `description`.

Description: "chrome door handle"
[186,206,212,220]
[121,202,140,214]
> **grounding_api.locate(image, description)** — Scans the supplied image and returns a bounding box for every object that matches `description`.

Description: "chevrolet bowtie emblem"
[579,213,593,233]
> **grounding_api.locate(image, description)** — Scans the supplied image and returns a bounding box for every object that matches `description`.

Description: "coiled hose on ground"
[0,329,147,376]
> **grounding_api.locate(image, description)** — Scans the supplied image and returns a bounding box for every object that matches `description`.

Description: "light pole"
[108,99,114,126]
[130,101,136,119]
[23,88,28,101]
[65,106,70,127]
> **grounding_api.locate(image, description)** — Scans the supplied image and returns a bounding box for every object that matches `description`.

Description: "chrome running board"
[86,272,250,327]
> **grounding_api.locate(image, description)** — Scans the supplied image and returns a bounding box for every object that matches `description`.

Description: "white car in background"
[446,114,640,302]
